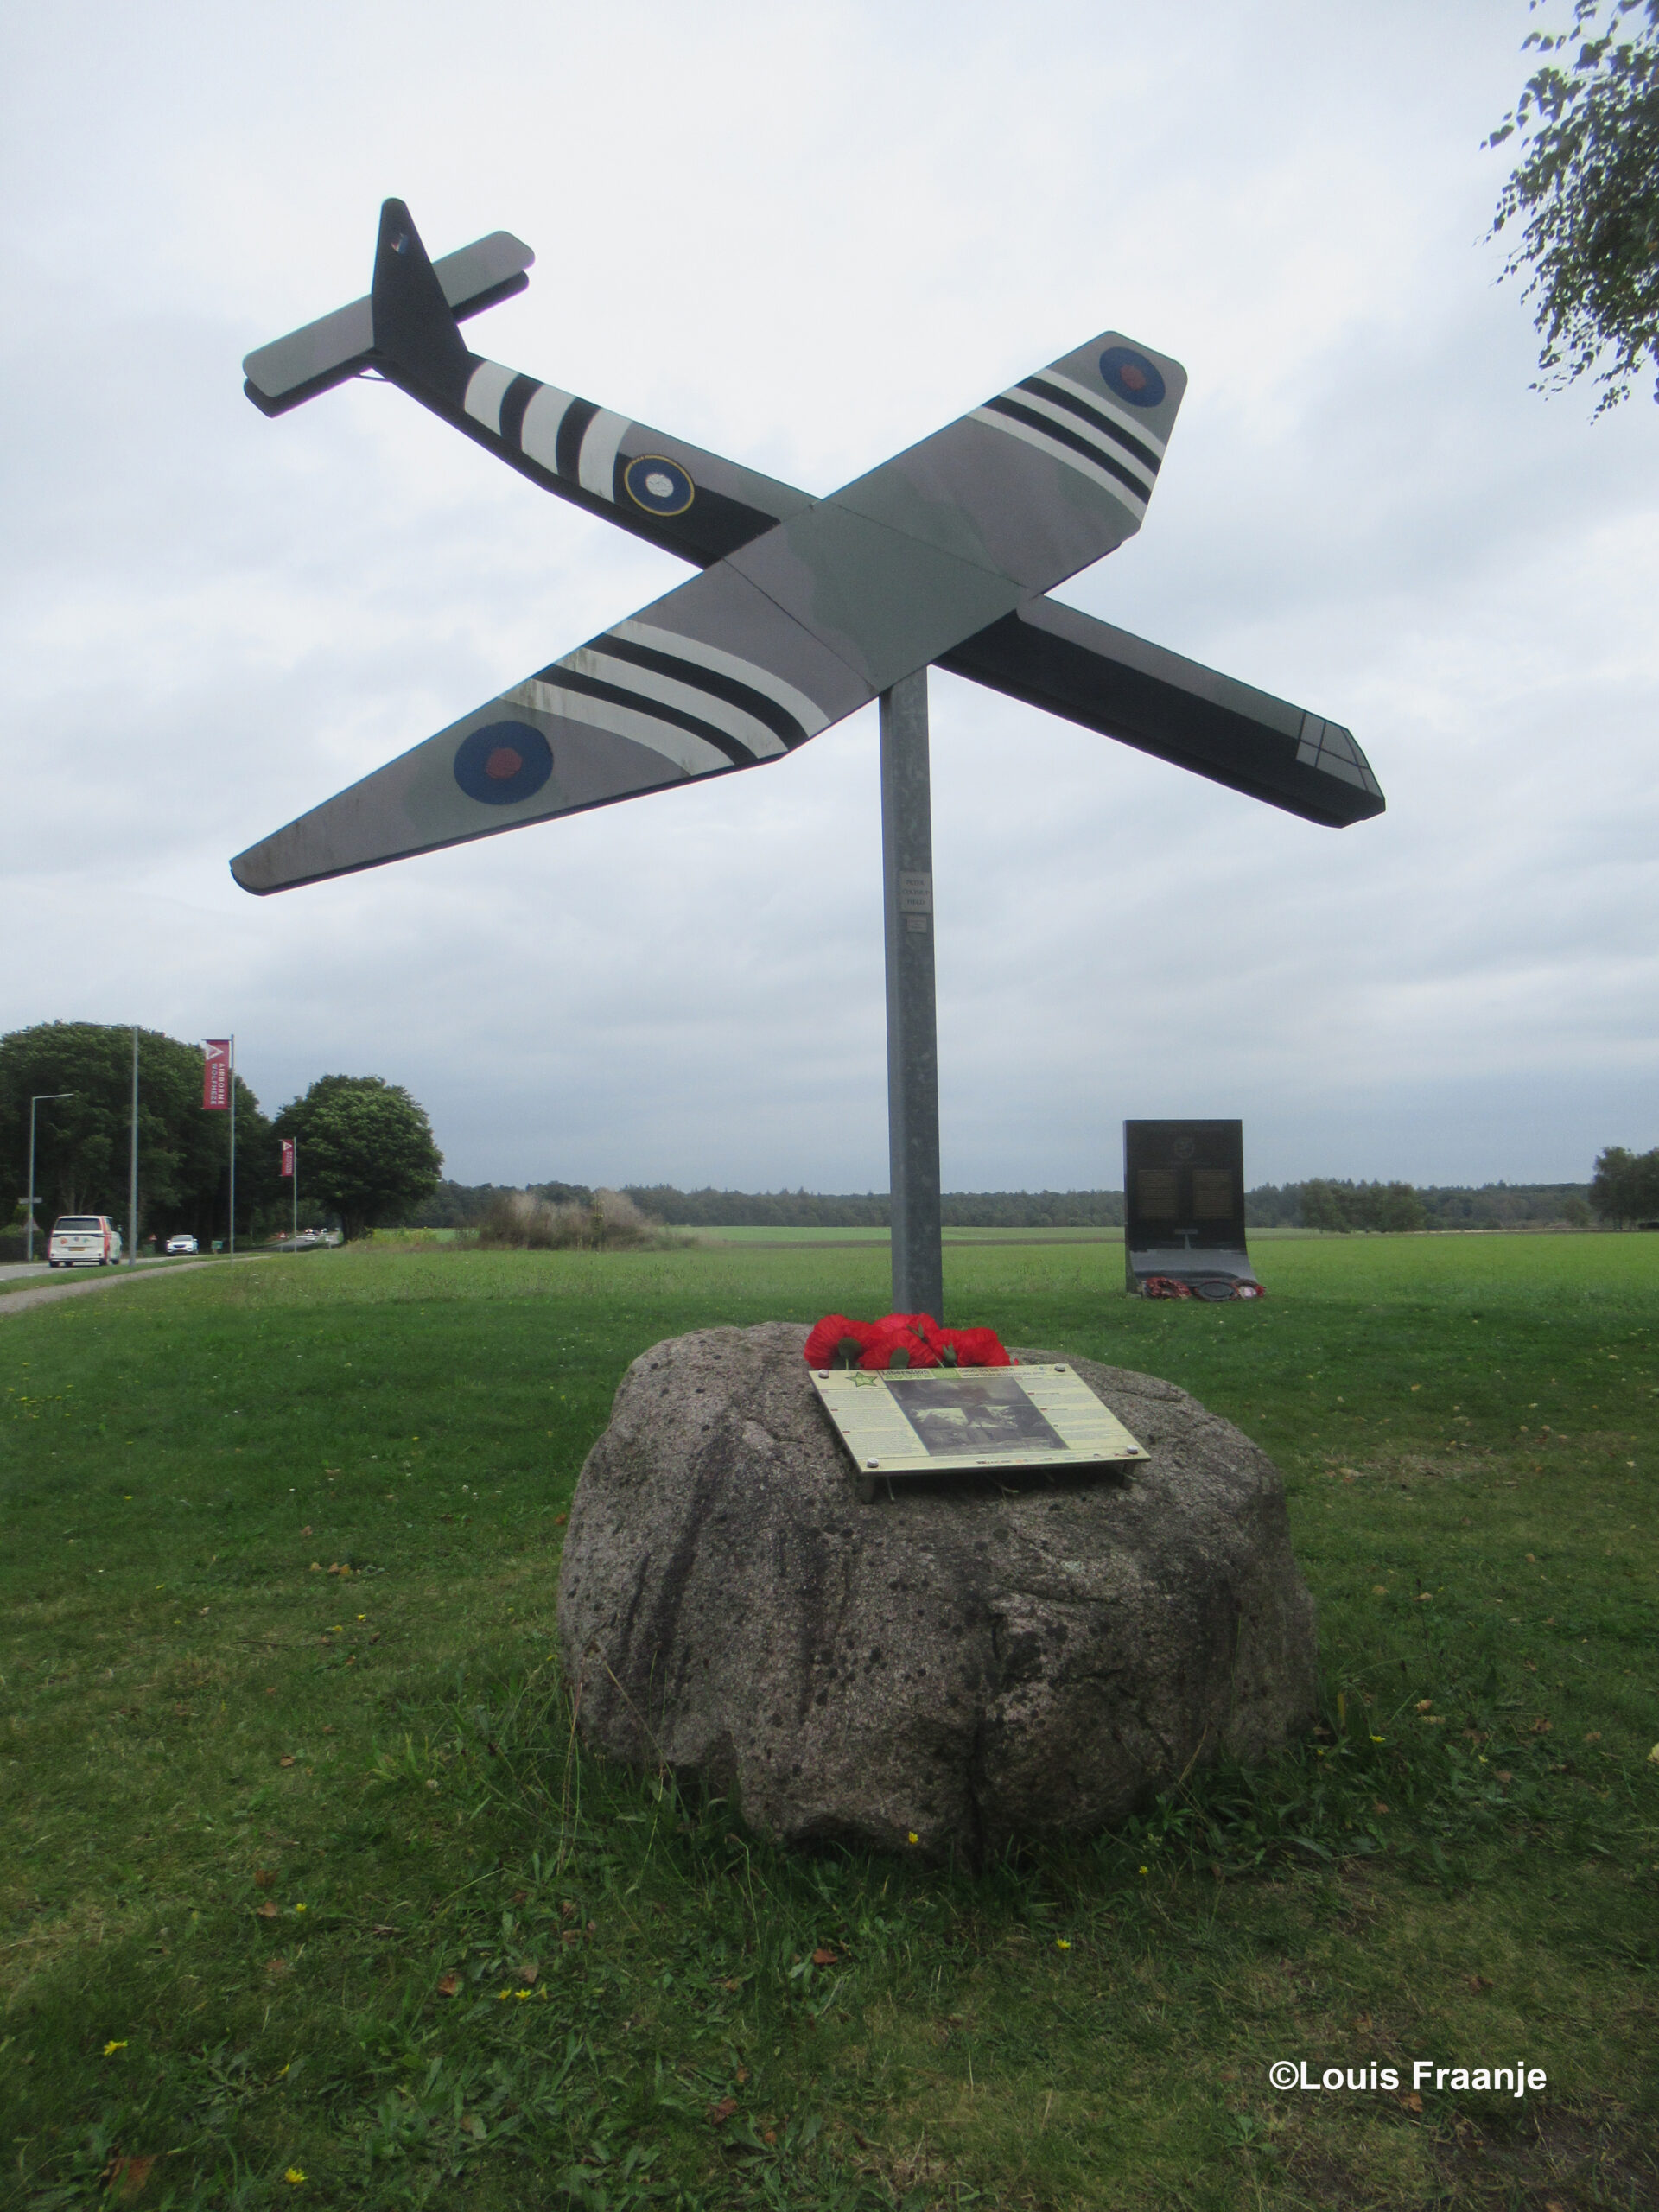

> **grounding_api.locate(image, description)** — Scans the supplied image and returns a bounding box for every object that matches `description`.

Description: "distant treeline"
[409,1180,594,1229]
[407,1183,1127,1230]
[1246,1180,1591,1232]
[404,1179,1593,1232]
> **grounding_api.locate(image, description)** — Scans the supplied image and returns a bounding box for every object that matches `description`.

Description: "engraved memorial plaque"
[810,1363,1147,1502]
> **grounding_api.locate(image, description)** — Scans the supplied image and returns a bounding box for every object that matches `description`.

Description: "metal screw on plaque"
[232,200,1385,1325]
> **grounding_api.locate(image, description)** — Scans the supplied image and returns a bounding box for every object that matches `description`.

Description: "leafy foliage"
[408,1178,593,1229]
[1589,1141,1659,1222]
[475,1188,664,1250]
[272,1074,442,1242]
[1295,1179,1427,1234]
[1487,0,1659,413]
[0,1020,275,1244]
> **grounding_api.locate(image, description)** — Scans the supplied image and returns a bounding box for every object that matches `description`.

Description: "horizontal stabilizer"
[242,229,533,416]
[940,601,1384,827]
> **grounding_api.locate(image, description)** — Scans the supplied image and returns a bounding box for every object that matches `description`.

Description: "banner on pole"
[280,1140,296,1178]
[203,1040,231,1110]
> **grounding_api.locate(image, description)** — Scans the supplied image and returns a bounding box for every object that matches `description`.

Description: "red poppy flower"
[804,1313,1013,1370]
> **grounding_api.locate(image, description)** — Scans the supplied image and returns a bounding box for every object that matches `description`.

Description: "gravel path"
[0,1259,230,1319]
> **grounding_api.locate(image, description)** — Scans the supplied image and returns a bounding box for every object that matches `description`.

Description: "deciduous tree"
[1589,1143,1659,1222]
[272,1076,442,1242]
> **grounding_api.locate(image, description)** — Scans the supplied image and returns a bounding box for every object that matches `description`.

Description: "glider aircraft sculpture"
[235,201,1384,1313]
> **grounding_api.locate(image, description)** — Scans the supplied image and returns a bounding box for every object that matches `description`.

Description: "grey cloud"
[3,1,1656,1195]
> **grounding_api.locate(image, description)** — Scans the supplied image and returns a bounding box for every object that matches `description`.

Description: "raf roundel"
[453,721,554,806]
[1097,346,1166,410]
[624,454,696,517]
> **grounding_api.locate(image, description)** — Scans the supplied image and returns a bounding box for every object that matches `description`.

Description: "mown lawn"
[2,1236,1656,2210]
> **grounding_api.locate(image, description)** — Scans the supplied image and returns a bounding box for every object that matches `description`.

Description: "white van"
[48,1216,123,1267]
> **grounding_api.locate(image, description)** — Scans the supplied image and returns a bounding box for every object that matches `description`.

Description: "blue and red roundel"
[454,721,553,806]
[1098,346,1166,410]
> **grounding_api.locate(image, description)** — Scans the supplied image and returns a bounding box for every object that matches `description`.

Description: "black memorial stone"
[1123,1118,1258,1298]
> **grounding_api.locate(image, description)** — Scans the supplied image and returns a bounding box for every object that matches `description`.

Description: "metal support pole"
[880,669,944,1322]
[25,1093,73,1263]
[293,1140,299,1250]
[128,1027,139,1268]
[228,1034,237,1259]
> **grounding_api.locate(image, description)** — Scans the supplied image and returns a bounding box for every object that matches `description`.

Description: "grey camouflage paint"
[232,328,1185,893]
[231,203,1382,894]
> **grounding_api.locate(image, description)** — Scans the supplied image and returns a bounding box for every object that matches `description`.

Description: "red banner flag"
[203,1040,231,1110]
[280,1140,296,1178]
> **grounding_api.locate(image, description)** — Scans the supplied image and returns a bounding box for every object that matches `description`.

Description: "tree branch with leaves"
[1487,0,1659,414]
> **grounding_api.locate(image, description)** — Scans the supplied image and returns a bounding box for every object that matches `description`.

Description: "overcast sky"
[4,1,1656,1192]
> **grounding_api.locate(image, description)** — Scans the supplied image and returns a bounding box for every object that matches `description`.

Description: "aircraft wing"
[238,200,1385,847]
[232,326,1186,892]
[940,601,1384,828]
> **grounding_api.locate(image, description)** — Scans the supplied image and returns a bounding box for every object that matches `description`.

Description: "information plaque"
[809,1363,1148,1502]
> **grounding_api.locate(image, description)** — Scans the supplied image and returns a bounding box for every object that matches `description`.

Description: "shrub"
[476,1187,662,1251]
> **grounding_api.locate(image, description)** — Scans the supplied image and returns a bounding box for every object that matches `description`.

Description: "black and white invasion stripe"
[972,368,1163,518]
[463,357,631,501]
[505,620,830,778]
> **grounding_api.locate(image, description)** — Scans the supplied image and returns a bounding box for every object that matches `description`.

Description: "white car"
[48,1215,123,1267]
[165,1234,200,1255]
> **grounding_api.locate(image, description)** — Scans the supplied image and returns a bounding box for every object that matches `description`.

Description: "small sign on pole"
[280,1141,296,1177]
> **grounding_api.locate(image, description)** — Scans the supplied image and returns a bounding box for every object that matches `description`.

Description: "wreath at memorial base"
[1140,1276,1268,1300]
[803,1312,1014,1371]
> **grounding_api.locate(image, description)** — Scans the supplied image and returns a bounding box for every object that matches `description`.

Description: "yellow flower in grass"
[906,1832,918,1846]
[284,2171,306,2185]
[103,2040,127,2056]
[1055,1937,1071,1951]
[1138,1866,1148,1877]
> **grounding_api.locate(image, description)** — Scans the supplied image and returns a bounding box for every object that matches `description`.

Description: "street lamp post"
[128,1027,140,1269]
[25,1092,74,1262]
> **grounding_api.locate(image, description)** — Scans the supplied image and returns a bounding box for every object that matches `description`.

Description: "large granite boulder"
[556,1324,1316,1860]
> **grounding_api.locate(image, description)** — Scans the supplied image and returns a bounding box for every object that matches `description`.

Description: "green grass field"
[3,1236,1656,2210]
[679,1229,1121,1246]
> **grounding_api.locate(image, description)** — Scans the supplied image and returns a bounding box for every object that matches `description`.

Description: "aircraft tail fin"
[369,198,472,401]
[242,208,533,417]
